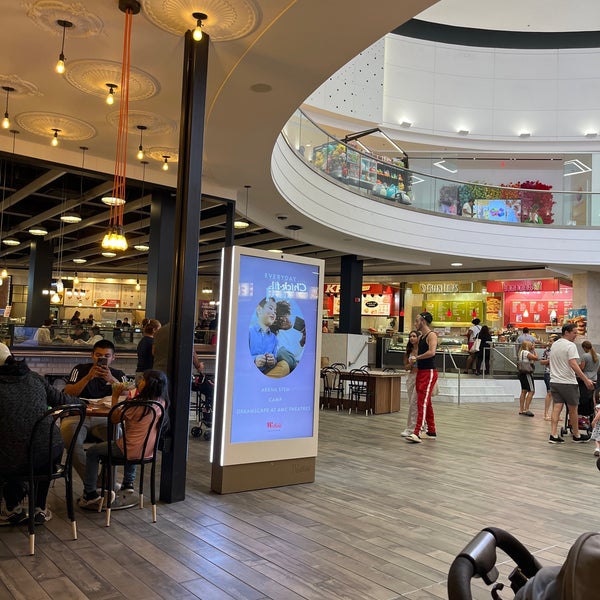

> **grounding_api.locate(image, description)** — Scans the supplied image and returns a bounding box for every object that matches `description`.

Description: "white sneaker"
[594,448,600,456]
[406,433,422,443]
[400,429,412,437]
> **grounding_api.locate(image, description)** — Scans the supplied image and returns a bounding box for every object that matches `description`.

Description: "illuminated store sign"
[412,282,474,294]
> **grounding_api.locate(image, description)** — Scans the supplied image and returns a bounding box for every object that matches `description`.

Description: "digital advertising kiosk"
[210,246,324,493]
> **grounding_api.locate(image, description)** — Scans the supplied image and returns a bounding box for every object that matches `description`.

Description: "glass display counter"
[377,335,466,370]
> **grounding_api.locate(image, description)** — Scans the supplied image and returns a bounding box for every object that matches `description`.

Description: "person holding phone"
[60,340,128,482]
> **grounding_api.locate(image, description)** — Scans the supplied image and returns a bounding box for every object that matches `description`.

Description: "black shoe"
[573,434,591,443]
[120,482,135,494]
[425,431,437,438]
[549,435,565,444]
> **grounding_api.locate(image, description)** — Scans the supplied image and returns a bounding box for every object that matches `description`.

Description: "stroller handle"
[448,527,543,600]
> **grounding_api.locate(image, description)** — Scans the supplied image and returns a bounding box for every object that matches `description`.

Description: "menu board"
[424,301,484,324]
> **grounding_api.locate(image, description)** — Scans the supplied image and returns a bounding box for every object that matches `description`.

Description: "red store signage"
[487,279,559,293]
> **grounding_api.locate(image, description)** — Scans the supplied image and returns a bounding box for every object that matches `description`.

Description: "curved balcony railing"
[282,110,599,228]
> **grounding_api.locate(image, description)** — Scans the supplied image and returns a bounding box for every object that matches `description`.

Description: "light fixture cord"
[4,88,9,116]
[60,23,66,55]
[111,8,134,230]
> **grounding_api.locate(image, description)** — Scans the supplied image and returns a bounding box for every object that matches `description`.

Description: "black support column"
[159,30,208,503]
[26,239,53,326]
[338,255,363,334]
[145,189,175,325]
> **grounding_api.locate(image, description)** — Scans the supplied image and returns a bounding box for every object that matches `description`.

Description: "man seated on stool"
[60,340,128,484]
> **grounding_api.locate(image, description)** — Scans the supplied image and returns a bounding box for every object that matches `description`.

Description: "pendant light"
[162,155,170,171]
[55,19,73,74]
[106,83,118,105]
[2,86,14,129]
[192,12,207,41]
[101,0,140,253]
[136,125,146,160]
[51,128,60,146]
[234,185,251,229]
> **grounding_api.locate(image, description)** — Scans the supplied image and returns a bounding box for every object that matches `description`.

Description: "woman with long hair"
[518,341,538,417]
[579,340,599,416]
[78,370,169,509]
[475,325,493,376]
[401,330,420,437]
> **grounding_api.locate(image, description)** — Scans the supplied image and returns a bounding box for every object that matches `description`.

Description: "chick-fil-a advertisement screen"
[230,254,320,443]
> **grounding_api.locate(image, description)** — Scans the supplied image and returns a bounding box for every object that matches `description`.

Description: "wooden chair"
[348,369,373,415]
[100,400,165,526]
[1,403,86,555]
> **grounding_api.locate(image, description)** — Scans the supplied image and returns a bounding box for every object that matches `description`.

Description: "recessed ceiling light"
[101,196,125,206]
[451,262,463,267]
[101,251,116,257]
[250,83,272,93]
[2,238,19,246]
[285,224,302,231]
[72,257,87,264]
[268,249,282,253]
[133,243,150,251]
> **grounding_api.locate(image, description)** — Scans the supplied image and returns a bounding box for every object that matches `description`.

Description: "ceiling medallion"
[106,109,177,136]
[146,147,178,163]
[64,59,160,101]
[15,111,96,140]
[25,0,103,38]
[141,0,259,42]
[0,75,41,98]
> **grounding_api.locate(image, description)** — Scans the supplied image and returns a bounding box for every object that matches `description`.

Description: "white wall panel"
[433,105,494,135]
[434,46,494,78]
[384,36,435,69]
[384,64,435,103]
[493,79,558,111]
[433,74,495,108]
[494,50,560,80]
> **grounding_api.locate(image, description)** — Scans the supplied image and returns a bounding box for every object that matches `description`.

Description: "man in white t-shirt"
[462,198,475,217]
[464,318,481,374]
[548,323,594,443]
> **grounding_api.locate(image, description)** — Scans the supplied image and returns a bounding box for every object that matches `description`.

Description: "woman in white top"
[401,330,420,437]
[518,341,538,416]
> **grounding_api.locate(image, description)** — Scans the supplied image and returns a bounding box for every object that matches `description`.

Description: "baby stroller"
[448,527,599,599]
[560,380,594,436]
[190,374,213,440]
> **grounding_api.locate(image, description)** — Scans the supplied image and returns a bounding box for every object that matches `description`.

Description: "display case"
[377,335,466,370]
[10,325,142,350]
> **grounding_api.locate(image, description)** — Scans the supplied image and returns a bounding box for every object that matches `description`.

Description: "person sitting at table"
[60,340,128,483]
[113,320,125,344]
[0,343,83,525]
[70,324,89,343]
[77,369,168,508]
[85,325,104,345]
[32,318,53,345]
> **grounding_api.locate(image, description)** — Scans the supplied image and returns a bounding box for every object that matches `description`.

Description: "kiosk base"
[211,457,316,494]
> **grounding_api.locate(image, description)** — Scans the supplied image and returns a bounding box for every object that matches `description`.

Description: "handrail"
[282,109,599,228]
[442,348,462,406]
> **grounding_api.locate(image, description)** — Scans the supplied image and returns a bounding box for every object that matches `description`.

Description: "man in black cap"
[407,311,438,443]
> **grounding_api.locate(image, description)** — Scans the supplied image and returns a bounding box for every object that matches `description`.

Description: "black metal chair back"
[102,399,165,526]
[0,403,86,555]
[320,367,344,410]
[348,369,373,415]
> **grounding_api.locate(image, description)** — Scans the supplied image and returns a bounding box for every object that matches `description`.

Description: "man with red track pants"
[407,311,438,443]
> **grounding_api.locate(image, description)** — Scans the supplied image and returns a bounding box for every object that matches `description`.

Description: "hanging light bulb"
[2,86,14,129]
[162,155,170,171]
[234,185,251,229]
[74,272,79,285]
[55,19,72,74]
[51,128,60,146]
[135,278,141,291]
[106,83,117,105]
[0,267,7,278]
[51,291,61,303]
[191,12,207,41]
[56,278,64,293]
[136,125,146,161]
